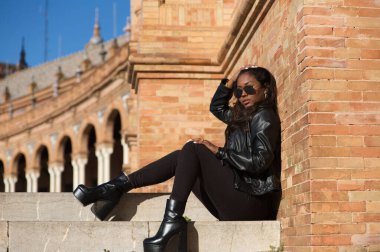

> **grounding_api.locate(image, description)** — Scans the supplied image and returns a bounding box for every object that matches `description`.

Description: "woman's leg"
[171,141,279,220]
[127,150,180,188]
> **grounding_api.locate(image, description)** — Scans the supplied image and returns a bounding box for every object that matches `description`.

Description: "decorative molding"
[27,142,35,155]
[50,133,58,147]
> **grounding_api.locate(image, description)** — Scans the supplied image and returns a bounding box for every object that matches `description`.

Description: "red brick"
[344,0,380,8]
[347,39,380,49]
[336,114,380,125]
[339,202,366,212]
[311,212,352,224]
[351,147,380,158]
[303,15,345,26]
[364,70,380,80]
[367,202,380,213]
[334,69,364,80]
[309,136,336,146]
[311,191,349,202]
[365,136,380,147]
[346,17,380,28]
[365,180,380,190]
[351,168,380,179]
[357,8,380,18]
[340,223,366,234]
[337,136,363,147]
[312,224,340,235]
[364,92,380,102]
[311,202,339,212]
[352,234,380,245]
[311,169,351,180]
[311,235,352,245]
[311,147,351,157]
[367,223,380,234]
[338,180,365,191]
[347,59,380,70]
[308,113,336,124]
[311,180,337,191]
[311,247,337,252]
[361,50,380,59]
[309,125,351,135]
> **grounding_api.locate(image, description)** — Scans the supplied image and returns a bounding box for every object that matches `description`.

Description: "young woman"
[73,66,282,252]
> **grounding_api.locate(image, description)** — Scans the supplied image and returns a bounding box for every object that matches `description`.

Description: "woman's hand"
[192,138,219,154]
[225,64,258,89]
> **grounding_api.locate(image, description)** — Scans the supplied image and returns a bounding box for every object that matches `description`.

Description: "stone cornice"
[218,0,275,76]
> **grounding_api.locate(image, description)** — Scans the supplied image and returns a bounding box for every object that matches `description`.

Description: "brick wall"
[131,0,380,250]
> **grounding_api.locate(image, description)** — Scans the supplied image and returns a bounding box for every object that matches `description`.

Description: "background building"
[1,0,379,251]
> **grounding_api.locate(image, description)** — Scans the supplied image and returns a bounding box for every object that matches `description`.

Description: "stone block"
[0,222,7,252]
[149,221,281,252]
[0,193,216,222]
[8,221,148,252]
[6,221,280,252]
[0,193,94,221]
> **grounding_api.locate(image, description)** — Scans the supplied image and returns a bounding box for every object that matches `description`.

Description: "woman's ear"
[264,88,269,99]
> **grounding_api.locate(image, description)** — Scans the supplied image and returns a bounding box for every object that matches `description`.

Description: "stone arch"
[54,131,77,162]
[59,136,74,192]
[78,117,99,154]
[105,109,124,179]
[12,153,27,192]
[35,145,50,192]
[81,124,98,187]
[0,159,4,192]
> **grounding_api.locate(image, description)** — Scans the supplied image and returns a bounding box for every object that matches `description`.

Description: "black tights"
[128,141,281,221]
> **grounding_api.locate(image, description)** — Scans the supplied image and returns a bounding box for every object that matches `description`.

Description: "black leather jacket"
[210,80,281,196]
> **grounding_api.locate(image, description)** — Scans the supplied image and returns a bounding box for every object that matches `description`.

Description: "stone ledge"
[1,221,280,252]
[0,193,217,221]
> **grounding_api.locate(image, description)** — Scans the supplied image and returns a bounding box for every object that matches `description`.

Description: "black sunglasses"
[234,85,256,98]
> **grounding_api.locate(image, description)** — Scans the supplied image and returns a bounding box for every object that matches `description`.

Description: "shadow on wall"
[0,160,4,192]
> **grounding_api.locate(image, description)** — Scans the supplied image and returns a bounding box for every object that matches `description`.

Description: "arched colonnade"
[0,108,132,192]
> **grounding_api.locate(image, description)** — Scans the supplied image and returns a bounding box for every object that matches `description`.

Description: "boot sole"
[73,186,92,206]
[143,229,187,252]
[91,199,119,221]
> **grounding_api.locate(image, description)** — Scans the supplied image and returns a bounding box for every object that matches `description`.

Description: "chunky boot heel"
[72,172,133,220]
[73,185,93,206]
[91,199,118,221]
[178,229,187,252]
[143,199,187,252]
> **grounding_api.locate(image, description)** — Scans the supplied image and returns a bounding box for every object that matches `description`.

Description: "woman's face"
[236,72,266,108]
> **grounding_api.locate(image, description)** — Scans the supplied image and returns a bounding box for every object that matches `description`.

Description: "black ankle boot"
[73,172,133,220]
[143,198,187,252]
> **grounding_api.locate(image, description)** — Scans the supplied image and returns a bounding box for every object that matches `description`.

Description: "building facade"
[1,0,379,251]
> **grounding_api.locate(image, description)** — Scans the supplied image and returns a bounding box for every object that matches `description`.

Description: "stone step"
[0,221,280,252]
[0,193,217,221]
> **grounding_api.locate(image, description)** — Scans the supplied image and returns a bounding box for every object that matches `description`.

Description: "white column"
[95,149,104,185]
[48,166,56,192]
[4,176,17,192]
[102,147,113,183]
[72,159,79,189]
[54,165,64,192]
[31,171,40,192]
[96,146,113,185]
[26,173,32,192]
[4,178,9,192]
[72,157,87,189]
[121,140,129,167]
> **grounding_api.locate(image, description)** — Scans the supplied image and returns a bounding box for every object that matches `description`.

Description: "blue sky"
[0,0,131,67]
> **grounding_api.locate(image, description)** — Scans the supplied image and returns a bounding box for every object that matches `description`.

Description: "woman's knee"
[182,140,197,152]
